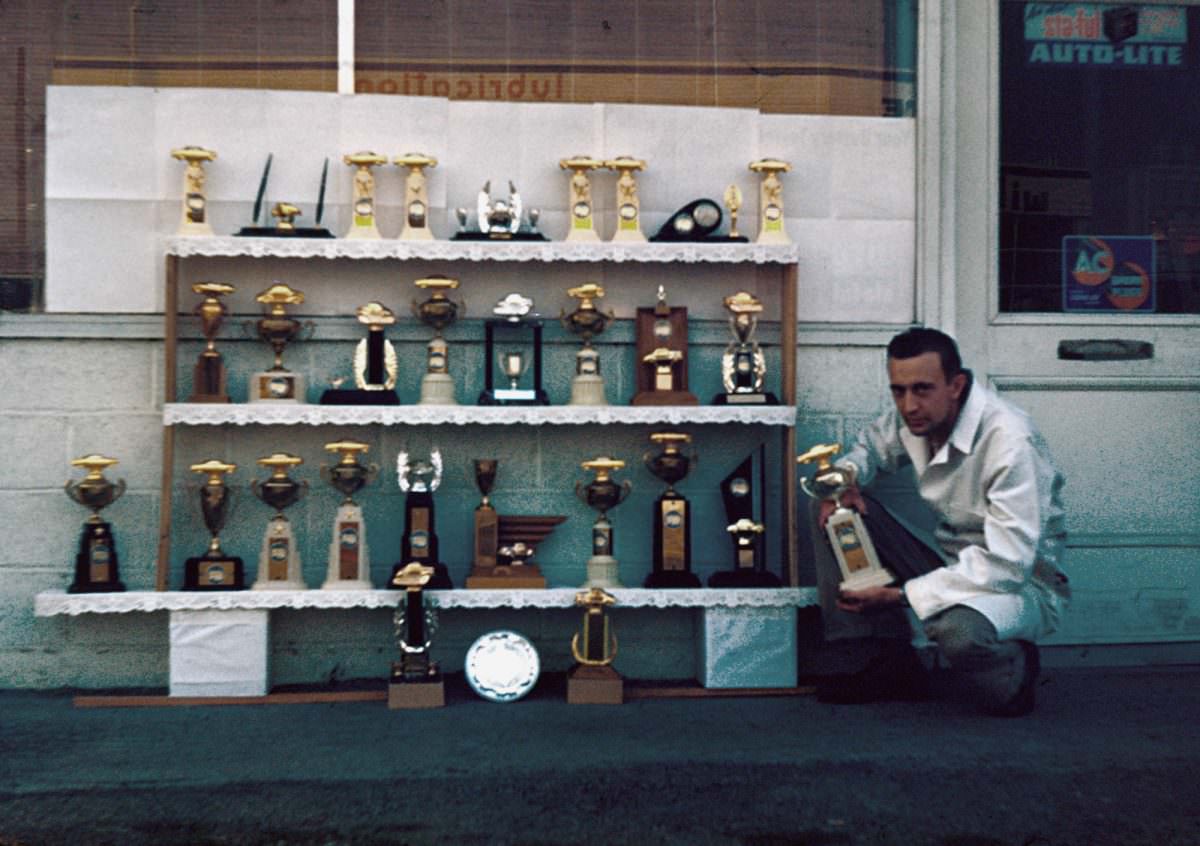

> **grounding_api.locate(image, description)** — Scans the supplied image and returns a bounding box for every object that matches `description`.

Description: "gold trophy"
[715,291,777,405]
[189,282,235,403]
[470,459,499,571]
[171,146,217,236]
[576,457,632,588]
[250,452,308,590]
[320,440,378,589]
[412,276,462,405]
[394,153,438,241]
[464,460,562,589]
[388,563,445,709]
[65,454,127,593]
[748,158,792,245]
[632,285,697,405]
[343,152,388,239]
[798,443,893,592]
[605,156,647,243]
[271,202,301,233]
[643,432,701,588]
[322,302,400,404]
[559,155,605,242]
[723,183,748,242]
[567,587,623,705]
[250,283,311,403]
[562,283,614,406]
[184,459,245,590]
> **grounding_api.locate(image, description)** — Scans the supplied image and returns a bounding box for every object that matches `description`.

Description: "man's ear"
[949,371,968,401]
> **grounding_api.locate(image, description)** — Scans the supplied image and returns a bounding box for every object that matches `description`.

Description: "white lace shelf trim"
[163,403,797,426]
[36,587,817,615]
[165,236,799,265]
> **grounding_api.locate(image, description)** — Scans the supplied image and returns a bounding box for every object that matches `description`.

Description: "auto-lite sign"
[1025,3,1188,67]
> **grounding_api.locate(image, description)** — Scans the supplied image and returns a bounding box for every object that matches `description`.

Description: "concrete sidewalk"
[1,667,1198,845]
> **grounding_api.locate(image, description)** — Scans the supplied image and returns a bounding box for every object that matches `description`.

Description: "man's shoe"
[815,643,930,704]
[988,640,1040,718]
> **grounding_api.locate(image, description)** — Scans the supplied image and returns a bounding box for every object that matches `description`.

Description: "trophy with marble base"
[412,276,462,405]
[394,153,438,240]
[320,441,378,590]
[320,302,400,405]
[749,158,792,245]
[567,587,623,705]
[189,282,235,403]
[452,181,546,240]
[714,291,777,405]
[388,563,445,709]
[249,283,312,403]
[171,146,217,236]
[708,451,781,587]
[632,285,697,406]
[64,454,127,593]
[562,283,613,406]
[798,443,893,592]
[392,450,453,589]
[183,460,246,591]
[478,294,549,405]
[643,433,701,588]
[250,452,308,590]
[343,152,387,239]
[559,155,604,242]
[576,457,632,588]
[605,156,647,243]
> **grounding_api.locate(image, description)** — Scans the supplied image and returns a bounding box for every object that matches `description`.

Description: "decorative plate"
[464,630,541,703]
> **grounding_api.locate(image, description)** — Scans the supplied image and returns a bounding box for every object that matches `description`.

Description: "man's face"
[887,351,967,441]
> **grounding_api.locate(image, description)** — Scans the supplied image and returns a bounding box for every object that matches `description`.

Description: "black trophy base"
[320,388,400,405]
[183,555,246,591]
[235,226,335,239]
[649,234,750,244]
[712,391,779,406]
[389,561,453,590]
[69,578,126,594]
[477,390,550,406]
[707,569,783,588]
[452,231,549,242]
[643,569,702,589]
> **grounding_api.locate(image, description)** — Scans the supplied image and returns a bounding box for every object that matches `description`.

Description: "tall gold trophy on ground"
[189,282,235,403]
[798,443,893,591]
[394,153,438,240]
[388,563,445,709]
[567,587,623,705]
[171,146,217,236]
[605,156,646,242]
[748,158,792,245]
[559,155,604,242]
[343,152,388,239]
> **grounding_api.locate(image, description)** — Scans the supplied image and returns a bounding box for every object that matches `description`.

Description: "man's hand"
[818,484,869,528]
[837,585,904,614]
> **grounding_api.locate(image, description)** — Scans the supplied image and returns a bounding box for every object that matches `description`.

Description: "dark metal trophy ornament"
[605,156,647,242]
[183,460,246,591]
[798,443,893,591]
[632,285,698,406]
[714,291,778,405]
[320,440,378,589]
[189,282,235,403]
[342,151,388,239]
[708,450,781,587]
[559,155,605,242]
[452,180,546,240]
[249,452,308,590]
[394,153,438,241]
[412,276,462,406]
[576,457,633,588]
[388,563,445,709]
[235,153,334,238]
[478,293,549,405]
[650,198,723,242]
[643,432,701,588]
[393,449,453,589]
[567,587,624,705]
[170,146,217,236]
[249,283,312,403]
[320,302,400,405]
[561,283,614,406]
[749,158,792,244]
[64,455,127,593]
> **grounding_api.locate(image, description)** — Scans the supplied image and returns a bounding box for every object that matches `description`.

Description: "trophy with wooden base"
[708,450,781,587]
[249,283,311,403]
[714,291,777,405]
[171,146,217,235]
[749,158,792,245]
[388,563,445,709]
[559,155,604,242]
[465,460,563,589]
[189,282,234,403]
[576,457,632,588]
[643,433,701,588]
[605,156,646,242]
[393,450,453,589]
[632,285,697,405]
[183,460,245,591]
[567,587,623,705]
[250,452,308,590]
[64,454,127,593]
[320,302,400,405]
[320,441,378,590]
[343,152,388,239]
[412,276,462,405]
[798,443,893,592]
[562,283,613,406]
[394,153,438,240]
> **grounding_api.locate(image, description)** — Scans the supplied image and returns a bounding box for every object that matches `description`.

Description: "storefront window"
[1000,2,1200,314]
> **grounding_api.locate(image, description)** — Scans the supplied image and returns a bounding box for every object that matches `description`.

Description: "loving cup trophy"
[184,459,245,590]
[412,276,462,405]
[250,452,308,590]
[576,457,632,588]
[320,441,378,589]
[562,283,614,406]
[64,454,127,593]
[643,432,701,588]
[250,283,312,403]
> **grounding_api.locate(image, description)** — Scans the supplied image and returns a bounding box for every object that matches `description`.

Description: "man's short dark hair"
[887,328,963,379]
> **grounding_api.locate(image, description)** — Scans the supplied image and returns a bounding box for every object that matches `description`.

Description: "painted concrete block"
[795,346,889,415]
[697,605,798,688]
[169,609,269,697]
[0,340,156,411]
[0,415,71,487]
